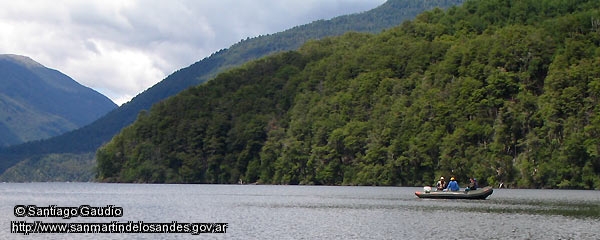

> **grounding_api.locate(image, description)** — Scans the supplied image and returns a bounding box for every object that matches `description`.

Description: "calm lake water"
[1,183,599,239]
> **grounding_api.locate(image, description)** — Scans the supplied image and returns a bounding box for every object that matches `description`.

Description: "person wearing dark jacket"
[466,178,478,192]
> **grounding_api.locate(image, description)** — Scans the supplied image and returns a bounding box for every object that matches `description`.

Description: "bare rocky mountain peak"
[0,54,45,69]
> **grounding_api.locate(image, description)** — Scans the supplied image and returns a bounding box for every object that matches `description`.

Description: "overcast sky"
[0,0,386,105]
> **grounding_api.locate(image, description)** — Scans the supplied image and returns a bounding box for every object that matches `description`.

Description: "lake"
[1,183,599,239]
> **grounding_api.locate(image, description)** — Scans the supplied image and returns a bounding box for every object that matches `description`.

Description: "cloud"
[0,0,385,105]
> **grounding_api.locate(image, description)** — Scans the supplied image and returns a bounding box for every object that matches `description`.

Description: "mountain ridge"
[0,54,117,147]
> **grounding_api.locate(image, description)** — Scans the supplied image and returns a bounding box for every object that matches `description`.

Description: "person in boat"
[445,177,460,191]
[465,177,478,192]
[436,176,446,191]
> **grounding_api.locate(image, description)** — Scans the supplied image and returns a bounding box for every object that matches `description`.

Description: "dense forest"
[97,0,600,189]
[0,0,463,181]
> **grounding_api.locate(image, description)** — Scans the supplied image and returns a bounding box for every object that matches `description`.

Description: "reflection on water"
[478,199,600,218]
[0,183,598,240]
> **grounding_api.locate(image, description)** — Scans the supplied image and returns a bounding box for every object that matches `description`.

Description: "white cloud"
[0,0,385,105]
[62,39,165,103]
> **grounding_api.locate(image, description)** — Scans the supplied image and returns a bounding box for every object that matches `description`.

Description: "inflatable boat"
[415,186,493,199]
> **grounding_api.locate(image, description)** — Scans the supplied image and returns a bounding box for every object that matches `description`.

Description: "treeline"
[202,0,467,81]
[0,153,95,182]
[97,0,600,189]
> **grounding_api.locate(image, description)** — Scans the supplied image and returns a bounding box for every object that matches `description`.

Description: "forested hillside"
[100,0,600,189]
[97,0,600,189]
[0,0,463,181]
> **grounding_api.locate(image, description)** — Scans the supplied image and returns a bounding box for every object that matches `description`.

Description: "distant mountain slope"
[0,54,117,147]
[0,0,464,178]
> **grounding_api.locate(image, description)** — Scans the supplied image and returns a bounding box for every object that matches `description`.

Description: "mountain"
[0,0,465,181]
[97,0,600,189]
[0,54,117,147]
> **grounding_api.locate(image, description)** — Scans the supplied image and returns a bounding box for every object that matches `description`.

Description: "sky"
[0,0,386,105]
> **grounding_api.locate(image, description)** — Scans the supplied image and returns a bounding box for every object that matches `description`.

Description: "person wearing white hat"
[435,176,446,191]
